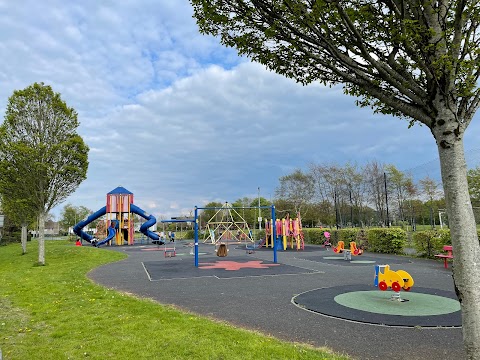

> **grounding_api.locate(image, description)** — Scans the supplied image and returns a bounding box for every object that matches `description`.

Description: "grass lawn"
[0,241,348,360]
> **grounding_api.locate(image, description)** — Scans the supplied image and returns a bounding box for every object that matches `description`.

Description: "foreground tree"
[0,83,89,265]
[190,1,480,357]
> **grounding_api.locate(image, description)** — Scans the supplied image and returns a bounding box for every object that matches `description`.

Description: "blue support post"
[194,206,199,267]
[272,205,277,264]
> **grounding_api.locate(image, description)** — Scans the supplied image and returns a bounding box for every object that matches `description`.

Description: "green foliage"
[59,204,91,231]
[199,201,223,224]
[0,82,89,214]
[467,166,480,203]
[183,229,195,239]
[275,169,314,214]
[302,228,327,245]
[190,1,480,124]
[412,229,451,257]
[0,231,32,246]
[337,228,359,244]
[367,228,407,254]
[0,241,347,360]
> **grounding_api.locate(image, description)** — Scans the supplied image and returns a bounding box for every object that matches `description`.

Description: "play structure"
[203,202,254,245]
[194,204,277,267]
[264,213,304,251]
[73,186,160,246]
[374,264,414,292]
[333,241,363,257]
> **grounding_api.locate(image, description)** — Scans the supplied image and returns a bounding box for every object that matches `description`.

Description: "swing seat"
[217,243,228,257]
[164,248,176,257]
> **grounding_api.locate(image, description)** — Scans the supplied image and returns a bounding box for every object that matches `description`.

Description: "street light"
[258,187,262,230]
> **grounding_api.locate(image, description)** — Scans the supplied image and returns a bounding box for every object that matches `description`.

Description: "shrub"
[338,228,360,244]
[303,228,327,245]
[356,228,369,250]
[412,229,451,257]
[183,230,195,239]
[367,228,406,254]
[303,228,337,245]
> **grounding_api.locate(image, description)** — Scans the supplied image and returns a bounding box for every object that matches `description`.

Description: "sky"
[1,1,480,221]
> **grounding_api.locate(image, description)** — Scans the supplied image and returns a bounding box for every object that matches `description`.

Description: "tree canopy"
[0,82,89,264]
[190,1,480,357]
[192,0,480,130]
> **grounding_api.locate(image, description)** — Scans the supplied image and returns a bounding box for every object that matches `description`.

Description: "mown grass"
[0,241,348,360]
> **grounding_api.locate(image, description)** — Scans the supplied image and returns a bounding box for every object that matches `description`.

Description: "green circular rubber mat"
[350,260,376,264]
[334,291,460,316]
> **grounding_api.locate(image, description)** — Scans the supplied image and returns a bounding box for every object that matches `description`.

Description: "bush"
[356,228,369,250]
[183,230,195,239]
[338,228,360,244]
[0,231,32,245]
[303,228,327,245]
[367,228,406,254]
[412,229,450,257]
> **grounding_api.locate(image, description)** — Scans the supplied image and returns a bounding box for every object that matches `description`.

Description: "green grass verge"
[0,241,348,360]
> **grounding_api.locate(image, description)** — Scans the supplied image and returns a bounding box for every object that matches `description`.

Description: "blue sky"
[1,1,479,220]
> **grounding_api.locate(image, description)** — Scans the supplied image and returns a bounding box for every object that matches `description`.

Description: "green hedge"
[367,228,406,254]
[302,228,330,245]
[304,227,408,254]
[303,228,369,249]
[0,232,32,246]
[412,229,451,257]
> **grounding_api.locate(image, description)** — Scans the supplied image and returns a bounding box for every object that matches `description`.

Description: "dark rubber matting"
[293,284,461,327]
[299,254,412,266]
[236,244,327,253]
[143,256,320,280]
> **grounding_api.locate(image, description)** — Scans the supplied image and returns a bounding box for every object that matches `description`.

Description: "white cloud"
[0,1,478,221]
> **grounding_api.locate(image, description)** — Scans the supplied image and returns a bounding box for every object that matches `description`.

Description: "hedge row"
[411,229,451,257]
[411,229,480,257]
[302,227,406,255]
[0,232,32,246]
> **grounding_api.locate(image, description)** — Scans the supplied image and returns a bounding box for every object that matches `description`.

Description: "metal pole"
[194,207,199,267]
[272,205,277,263]
[384,172,390,227]
[349,189,353,227]
[258,187,261,230]
[334,190,339,229]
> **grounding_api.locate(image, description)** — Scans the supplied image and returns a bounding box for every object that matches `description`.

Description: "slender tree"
[191,1,480,356]
[275,169,314,214]
[0,83,89,265]
[363,160,387,225]
[385,165,413,223]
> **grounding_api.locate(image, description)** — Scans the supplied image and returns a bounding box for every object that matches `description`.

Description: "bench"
[435,245,453,269]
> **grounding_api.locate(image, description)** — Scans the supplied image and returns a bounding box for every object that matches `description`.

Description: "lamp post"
[258,187,261,230]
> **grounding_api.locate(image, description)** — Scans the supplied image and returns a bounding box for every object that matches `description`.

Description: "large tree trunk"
[436,131,480,359]
[38,211,46,265]
[21,223,27,255]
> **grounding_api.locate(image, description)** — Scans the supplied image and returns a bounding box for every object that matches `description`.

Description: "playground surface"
[88,241,464,359]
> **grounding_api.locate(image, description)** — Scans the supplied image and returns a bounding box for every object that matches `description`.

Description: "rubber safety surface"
[293,284,461,327]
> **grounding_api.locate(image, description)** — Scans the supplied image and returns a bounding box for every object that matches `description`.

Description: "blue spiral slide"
[130,204,160,241]
[73,204,159,246]
[73,206,107,244]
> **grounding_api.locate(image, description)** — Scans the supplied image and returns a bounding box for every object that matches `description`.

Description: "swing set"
[193,204,278,267]
[160,218,194,258]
